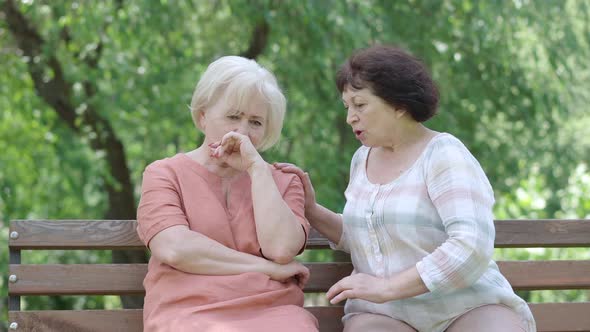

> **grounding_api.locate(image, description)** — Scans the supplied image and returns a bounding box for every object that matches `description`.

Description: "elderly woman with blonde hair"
[137,56,318,332]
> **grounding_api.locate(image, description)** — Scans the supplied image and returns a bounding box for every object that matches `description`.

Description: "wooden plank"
[530,302,590,332]
[6,308,344,332]
[9,264,147,295]
[310,219,590,248]
[499,260,590,290]
[9,303,590,332]
[307,228,332,249]
[9,261,590,295]
[8,263,352,295]
[494,219,590,248]
[10,219,590,249]
[306,306,344,332]
[306,262,353,292]
[8,309,143,332]
[9,220,144,249]
[6,308,342,332]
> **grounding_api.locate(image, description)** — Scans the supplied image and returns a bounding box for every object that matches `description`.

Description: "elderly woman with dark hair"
[137,56,318,332]
[276,45,535,332]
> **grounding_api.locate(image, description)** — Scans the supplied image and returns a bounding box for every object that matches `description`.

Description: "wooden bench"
[8,219,590,332]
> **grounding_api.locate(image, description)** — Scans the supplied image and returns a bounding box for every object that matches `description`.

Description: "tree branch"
[240,19,270,59]
[59,1,124,98]
[2,0,138,214]
[3,0,145,308]
[3,0,78,130]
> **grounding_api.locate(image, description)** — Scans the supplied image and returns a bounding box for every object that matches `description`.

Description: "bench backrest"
[8,219,590,332]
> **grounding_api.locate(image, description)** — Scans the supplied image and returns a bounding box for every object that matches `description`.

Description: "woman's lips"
[354,130,364,139]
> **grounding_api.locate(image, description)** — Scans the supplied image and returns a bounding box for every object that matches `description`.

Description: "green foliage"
[1,0,589,320]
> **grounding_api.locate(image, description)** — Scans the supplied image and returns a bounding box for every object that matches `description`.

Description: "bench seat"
[8,219,590,332]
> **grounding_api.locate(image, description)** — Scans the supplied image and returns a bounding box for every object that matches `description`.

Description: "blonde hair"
[189,56,286,151]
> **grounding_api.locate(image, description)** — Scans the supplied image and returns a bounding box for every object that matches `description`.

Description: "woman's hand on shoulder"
[267,260,310,289]
[273,162,318,217]
[326,273,392,305]
[209,132,264,172]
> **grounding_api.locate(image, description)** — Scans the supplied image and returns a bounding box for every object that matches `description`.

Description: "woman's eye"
[228,115,240,120]
[250,120,262,126]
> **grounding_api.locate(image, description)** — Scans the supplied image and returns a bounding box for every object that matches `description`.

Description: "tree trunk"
[2,0,146,309]
[3,0,272,310]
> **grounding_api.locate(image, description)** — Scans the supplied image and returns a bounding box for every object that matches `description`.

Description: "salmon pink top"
[137,153,318,332]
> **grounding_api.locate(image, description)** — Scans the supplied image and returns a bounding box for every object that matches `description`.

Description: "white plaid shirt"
[332,133,535,332]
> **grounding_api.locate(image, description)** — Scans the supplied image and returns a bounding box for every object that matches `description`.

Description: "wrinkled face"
[342,87,401,147]
[199,93,268,148]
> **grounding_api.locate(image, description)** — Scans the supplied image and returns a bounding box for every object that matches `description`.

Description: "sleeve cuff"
[416,260,437,293]
[329,215,349,253]
[297,224,308,255]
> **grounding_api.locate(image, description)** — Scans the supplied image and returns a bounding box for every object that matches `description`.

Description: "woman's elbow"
[261,247,298,264]
[452,241,494,287]
[475,238,495,265]
[260,232,305,263]
[151,245,186,267]
[271,255,294,265]
[463,248,493,285]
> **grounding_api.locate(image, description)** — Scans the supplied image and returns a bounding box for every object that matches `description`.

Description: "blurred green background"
[1,0,589,330]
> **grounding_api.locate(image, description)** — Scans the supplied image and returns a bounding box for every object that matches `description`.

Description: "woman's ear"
[198,111,206,130]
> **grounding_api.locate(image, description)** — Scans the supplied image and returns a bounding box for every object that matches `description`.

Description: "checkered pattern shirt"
[332,133,535,332]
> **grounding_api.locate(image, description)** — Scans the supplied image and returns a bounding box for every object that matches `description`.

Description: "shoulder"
[424,133,495,201]
[424,133,491,184]
[429,133,468,152]
[143,154,186,179]
[269,164,302,191]
[425,133,477,164]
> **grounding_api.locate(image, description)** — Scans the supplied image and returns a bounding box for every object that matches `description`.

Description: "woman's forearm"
[384,266,429,301]
[150,226,276,275]
[248,162,306,263]
[307,203,343,245]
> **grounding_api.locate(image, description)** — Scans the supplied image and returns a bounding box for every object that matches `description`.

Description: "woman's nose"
[234,121,249,135]
[346,109,357,125]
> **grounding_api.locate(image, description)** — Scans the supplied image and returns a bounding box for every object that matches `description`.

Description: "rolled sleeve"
[328,213,350,253]
[137,163,189,248]
[282,174,311,254]
[418,138,495,293]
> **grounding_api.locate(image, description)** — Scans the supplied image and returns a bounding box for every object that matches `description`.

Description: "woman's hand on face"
[326,273,391,304]
[268,260,310,289]
[209,132,264,172]
[272,163,317,216]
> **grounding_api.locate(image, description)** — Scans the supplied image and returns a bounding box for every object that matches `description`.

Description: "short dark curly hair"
[336,45,439,122]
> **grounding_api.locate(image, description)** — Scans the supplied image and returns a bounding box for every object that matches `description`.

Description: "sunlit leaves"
[1,0,590,317]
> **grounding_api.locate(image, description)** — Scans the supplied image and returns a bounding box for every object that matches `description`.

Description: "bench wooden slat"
[10,260,590,295]
[306,306,344,332]
[9,220,143,249]
[8,309,144,332]
[494,219,590,248]
[6,263,352,295]
[531,302,590,332]
[9,264,146,295]
[499,260,590,290]
[10,219,590,249]
[9,303,590,332]
[5,309,342,332]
